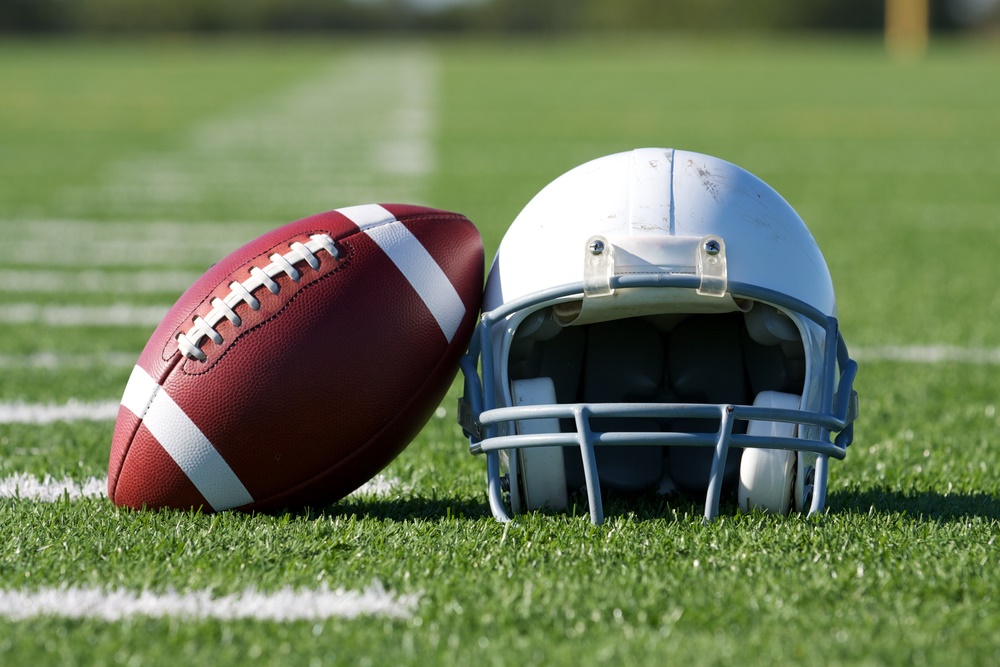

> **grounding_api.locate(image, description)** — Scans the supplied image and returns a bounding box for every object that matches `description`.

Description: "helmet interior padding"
[509,308,806,497]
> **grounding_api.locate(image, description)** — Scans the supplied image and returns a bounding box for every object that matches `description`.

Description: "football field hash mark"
[0,583,419,621]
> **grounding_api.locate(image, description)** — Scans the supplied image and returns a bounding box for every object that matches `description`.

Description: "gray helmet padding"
[579,319,665,492]
[510,308,806,498]
[665,314,746,493]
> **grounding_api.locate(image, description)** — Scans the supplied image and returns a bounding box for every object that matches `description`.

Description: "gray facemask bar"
[459,274,859,525]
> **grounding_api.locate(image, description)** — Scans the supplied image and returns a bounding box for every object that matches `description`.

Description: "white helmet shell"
[487,148,836,320]
[461,148,858,525]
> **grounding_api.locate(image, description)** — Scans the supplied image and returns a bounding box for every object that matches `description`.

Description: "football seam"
[175,233,341,362]
[390,211,469,225]
[177,211,473,375]
[161,212,470,365]
[161,229,343,364]
[179,241,356,377]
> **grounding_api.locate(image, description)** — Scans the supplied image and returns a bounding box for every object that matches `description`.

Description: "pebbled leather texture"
[109,204,484,511]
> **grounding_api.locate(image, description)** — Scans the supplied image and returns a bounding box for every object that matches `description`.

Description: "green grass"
[0,39,336,221]
[1,35,999,666]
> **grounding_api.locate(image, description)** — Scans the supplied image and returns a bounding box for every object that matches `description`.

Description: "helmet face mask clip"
[459,148,858,525]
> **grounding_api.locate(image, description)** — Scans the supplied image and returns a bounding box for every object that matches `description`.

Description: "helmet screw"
[588,239,606,255]
[704,239,721,256]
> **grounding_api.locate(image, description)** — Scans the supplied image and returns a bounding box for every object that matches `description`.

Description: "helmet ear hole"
[509,378,568,513]
[741,308,806,398]
[744,302,799,345]
[738,391,801,515]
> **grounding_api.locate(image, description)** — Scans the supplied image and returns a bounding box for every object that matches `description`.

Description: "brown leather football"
[108,204,483,512]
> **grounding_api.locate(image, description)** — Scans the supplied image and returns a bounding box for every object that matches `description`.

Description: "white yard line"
[0,473,403,502]
[0,304,168,327]
[0,583,419,621]
[0,222,270,268]
[852,345,1000,365]
[0,351,136,369]
[0,399,121,424]
[0,269,199,294]
[352,474,409,499]
[0,473,106,501]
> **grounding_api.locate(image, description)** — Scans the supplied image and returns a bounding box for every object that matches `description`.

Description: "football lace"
[176,234,340,362]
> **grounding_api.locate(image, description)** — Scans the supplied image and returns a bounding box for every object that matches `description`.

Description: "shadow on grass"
[298,495,493,523]
[829,489,1000,522]
[317,490,714,524]
[276,489,1000,525]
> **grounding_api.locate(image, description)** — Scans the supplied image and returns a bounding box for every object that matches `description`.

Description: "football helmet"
[458,148,858,524]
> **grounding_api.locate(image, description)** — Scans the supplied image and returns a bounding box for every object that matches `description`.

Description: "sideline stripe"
[853,345,1000,365]
[0,400,119,425]
[121,365,254,511]
[338,204,465,343]
[0,584,418,621]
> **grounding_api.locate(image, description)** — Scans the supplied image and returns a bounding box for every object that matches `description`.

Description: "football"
[107,204,484,512]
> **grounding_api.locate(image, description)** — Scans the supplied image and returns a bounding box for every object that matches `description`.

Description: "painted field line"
[0,400,120,425]
[0,583,419,621]
[0,219,266,268]
[0,269,198,295]
[853,345,1000,365]
[1,473,403,502]
[351,474,409,499]
[0,473,106,501]
[0,219,267,243]
[0,303,167,327]
[0,352,136,370]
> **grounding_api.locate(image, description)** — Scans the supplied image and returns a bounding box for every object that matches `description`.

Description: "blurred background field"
[1,2,999,665]
[1,0,997,34]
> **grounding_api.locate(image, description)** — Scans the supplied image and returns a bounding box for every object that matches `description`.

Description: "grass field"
[1,34,999,665]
